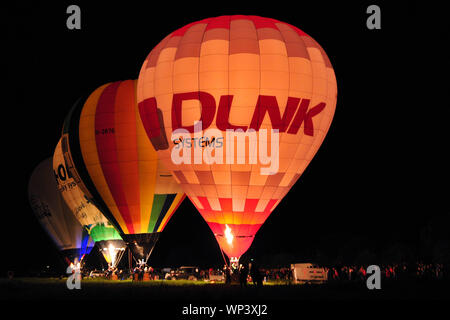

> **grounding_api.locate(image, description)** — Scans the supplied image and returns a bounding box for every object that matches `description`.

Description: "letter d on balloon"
[366,265,381,289]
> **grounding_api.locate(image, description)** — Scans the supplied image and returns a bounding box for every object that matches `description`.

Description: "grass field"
[1,277,449,302]
[2,277,447,319]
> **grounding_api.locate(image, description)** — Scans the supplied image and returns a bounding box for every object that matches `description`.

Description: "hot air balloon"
[137,15,337,266]
[53,138,126,268]
[28,158,95,265]
[61,80,185,263]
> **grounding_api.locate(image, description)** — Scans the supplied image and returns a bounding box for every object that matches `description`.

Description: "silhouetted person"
[288,267,293,284]
[239,264,249,287]
[133,266,140,281]
[224,265,231,284]
[327,267,333,282]
[249,261,263,287]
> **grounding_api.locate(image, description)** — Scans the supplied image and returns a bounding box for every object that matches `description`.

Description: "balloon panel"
[88,222,122,242]
[54,137,123,245]
[137,16,337,258]
[53,138,108,226]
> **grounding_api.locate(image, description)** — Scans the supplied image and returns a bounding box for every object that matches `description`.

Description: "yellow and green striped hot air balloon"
[61,80,185,262]
[53,138,126,267]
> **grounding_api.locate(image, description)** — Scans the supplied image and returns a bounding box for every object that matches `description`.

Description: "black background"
[2,1,449,276]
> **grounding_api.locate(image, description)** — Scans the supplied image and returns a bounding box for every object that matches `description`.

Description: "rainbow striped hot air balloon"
[61,80,185,262]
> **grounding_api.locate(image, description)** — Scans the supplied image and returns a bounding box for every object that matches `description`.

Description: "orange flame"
[224,224,234,245]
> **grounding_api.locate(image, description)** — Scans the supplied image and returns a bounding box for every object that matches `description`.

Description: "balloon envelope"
[53,138,126,265]
[28,158,94,263]
[62,80,185,261]
[137,15,337,259]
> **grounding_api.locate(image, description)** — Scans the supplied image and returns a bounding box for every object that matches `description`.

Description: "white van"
[291,263,327,284]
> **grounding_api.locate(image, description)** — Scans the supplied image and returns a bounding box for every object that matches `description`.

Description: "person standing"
[239,264,249,287]
[249,260,263,287]
[224,265,231,284]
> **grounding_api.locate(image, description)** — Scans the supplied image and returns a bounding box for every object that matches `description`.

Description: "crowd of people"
[223,260,263,287]
[258,262,446,283]
[90,259,160,281]
[84,261,446,285]
[222,262,447,285]
[324,262,445,282]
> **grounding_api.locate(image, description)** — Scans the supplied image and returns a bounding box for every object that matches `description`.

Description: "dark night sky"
[2,1,448,274]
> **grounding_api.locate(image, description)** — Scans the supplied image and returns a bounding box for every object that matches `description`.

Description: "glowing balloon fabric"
[137,15,337,259]
[62,80,185,260]
[53,138,125,265]
[28,158,94,263]
[53,138,108,227]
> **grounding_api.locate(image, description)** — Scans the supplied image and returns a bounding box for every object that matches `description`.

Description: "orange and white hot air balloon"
[137,15,337,264]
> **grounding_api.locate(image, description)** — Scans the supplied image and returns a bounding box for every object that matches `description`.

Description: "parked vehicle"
[169,266,200,281]
[290,263,327,284]
[208,269,224,282]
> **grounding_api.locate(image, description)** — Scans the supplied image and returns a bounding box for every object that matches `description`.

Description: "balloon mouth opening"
[214,233,255,260]
[121,233,160,262]
[96,240,127,267]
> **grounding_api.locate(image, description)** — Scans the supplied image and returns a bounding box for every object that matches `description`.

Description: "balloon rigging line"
[220,247,229,269]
